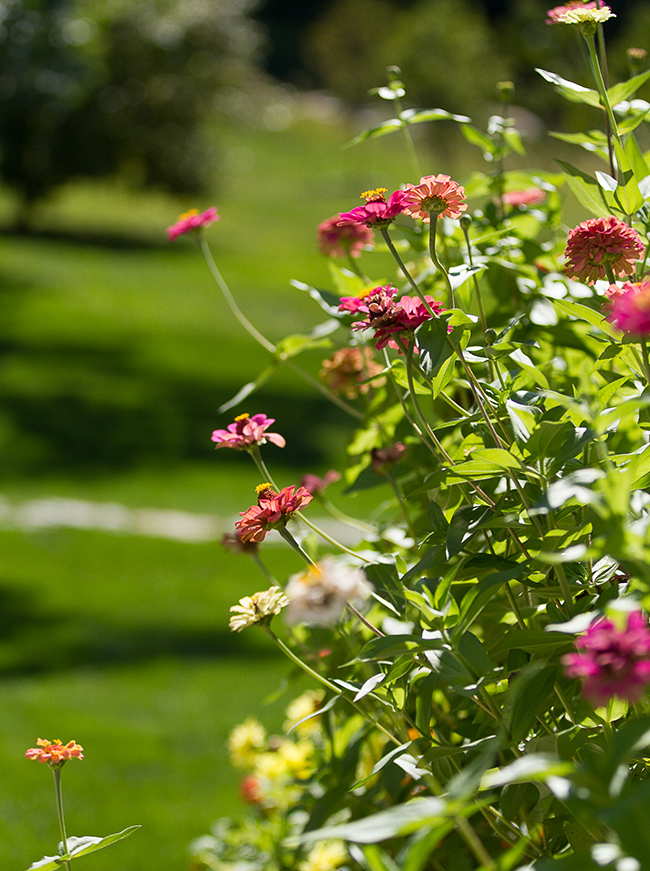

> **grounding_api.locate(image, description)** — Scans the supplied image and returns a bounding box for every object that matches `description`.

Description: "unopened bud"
[485,329,497,346]
[460,214,472,231]
[497,81,515,102]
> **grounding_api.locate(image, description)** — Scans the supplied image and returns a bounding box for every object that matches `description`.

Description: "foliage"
[188,8,650,871]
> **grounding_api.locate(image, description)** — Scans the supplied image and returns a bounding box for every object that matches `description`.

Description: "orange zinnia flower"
[25,739,84,767]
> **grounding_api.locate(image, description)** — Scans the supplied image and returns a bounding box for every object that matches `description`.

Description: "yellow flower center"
[361,188,388,202]
[178,208,199,220]
[255,482,272,494]
[234,412,250,421]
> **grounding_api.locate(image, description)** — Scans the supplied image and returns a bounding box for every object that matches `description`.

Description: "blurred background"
[0,0,649,868]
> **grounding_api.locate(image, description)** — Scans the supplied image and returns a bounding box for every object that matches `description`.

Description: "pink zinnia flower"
[371,442,407,475]
[167,207,219,242]
[339,284,446,351]
[319,347,385,398]
[338,188,409,228]
[300,470,341,496]
[402,174,467,223]
[317,215,374,258]
[211,413,286,451]
[502,188,546,208]
[563,611,650,706]
[607,279,650,336]
[235,483,313,543]
[546,1,598,23]
[26,739,84,767]
[564,216,644,285]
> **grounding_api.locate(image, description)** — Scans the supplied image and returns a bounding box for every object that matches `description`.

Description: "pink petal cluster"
[606,279,650,336]
[317,215,374,258]
[235,484,313,543]
[26,739,84,767]
[563,611,650,706]
[167,207,219,241]
[339,285,446,351]
[546,1,610,23]
[402,174,467,223]
[371,442,407,475]
[211,413,286,451]
[319,347,385,398]
[564,216,644,285]
[338,189,410,228]
[300,470,341,496]
[502,188,546,208]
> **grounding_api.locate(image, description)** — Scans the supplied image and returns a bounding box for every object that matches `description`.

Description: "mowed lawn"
[0,112,424,870]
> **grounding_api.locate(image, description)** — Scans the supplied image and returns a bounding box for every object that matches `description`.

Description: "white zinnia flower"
[557,7,615,23]
[229,586,289,632]
[285,558,373,626]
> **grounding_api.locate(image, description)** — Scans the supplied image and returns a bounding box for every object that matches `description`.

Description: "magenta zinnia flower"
[235,484,313,543]
[317,215,374,258]
[338,188,409,228]
[606,279,650,336]
[300,470,341,496]
[402,174,467,223]
[503,188,546,208]
[167,207,219,241]
[563,611,650,706]
[211,413,286,451]
[564,216,644,285]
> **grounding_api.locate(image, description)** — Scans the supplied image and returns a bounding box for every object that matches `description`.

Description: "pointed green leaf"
[536,68,600,107]
[556,160,609,216]
[607,69,650,107]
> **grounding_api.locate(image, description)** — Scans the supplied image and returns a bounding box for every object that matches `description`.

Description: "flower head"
[285,557,373,626]
[502,187,546,208]
[235,484,313,543]
[228,718,266,768]
[284,689,326,735]
[317,215,374,258]
[239,774,263,804]
[229,586,289,632]
[402,174,467,222]
[564,216,644,285]
[339,284,446,351]
[338,188,409,228]
[563,610,650,706]
[606,279,650,336]
[167,207,219,242]
[25,739,84,768]
[319,347,386,398]
[211,413,286,451]
[299,841,349,871]
[300,470,341,496]
[547,1,614,25]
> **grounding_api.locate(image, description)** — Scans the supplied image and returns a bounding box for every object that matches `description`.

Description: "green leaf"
[508,664,557,742]
[461,125,496,157]
[553,298,622,339]
[555,160,609,217]
[217,365,275,413]
[328,262,375,297]
[536,68,600,107]
[625,134,650,186]
[446,505,493,558]
[481,754,571,788]
[454,565,526,637]
[416,317,454,379]
[490,629,572,655]
[400,107,471,125]
[607,69,650,107]
[274,319,339,361]
[549,129,609,159]
[27,828,141,871]
[290,280,346,317]
[432,355,456,399]
[611,137,645,216]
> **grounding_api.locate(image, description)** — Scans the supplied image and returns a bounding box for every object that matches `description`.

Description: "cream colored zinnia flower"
[557,7,615,23]
[284,689,326,736]
[300,841,349,871]
[229,586,289,631]
[285,558,373,626]
[228,718,266,768]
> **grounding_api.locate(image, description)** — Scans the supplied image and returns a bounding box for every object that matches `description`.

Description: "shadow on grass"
[0,582,278,677]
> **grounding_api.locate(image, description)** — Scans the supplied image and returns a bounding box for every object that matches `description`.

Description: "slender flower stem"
[387,470,418,543]
[278,526,316,565]
[287,362,364,420]
[379,227,424,298]
[320,497,376,534]
[461,223,488,334]
[596,21,616,177]
[428,215,455,308]
[345,600,385,637]
[53,768,72,871]
[251,553,278,585]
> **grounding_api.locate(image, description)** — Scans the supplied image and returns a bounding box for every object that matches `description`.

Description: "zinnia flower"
[564,216,644,285]
[299,841,349,871]
[228,718,266,767]
[548,2,614,25]
[563,610,650,706]
[606,279,650,336]
[235,483,313,543]
[546,1,603,23]
[371,442,407,475]
[339,284,446,351]
[319,346,385,398]
[285,557,373,626]
[284,689,326,735]
[317,215,374,258]
[338,187,410,228]
[25,739,84,767]
[402,174,467,222]
[229,586,289,632]
[300,470,341,496]
[502,188,546,208]
[167,207,219,242]
[211,413,286,451]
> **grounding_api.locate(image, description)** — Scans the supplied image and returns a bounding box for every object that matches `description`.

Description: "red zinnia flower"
[402,174,467,222]
[606,279,650,336]
[235,484,313,543]
[167,207,219,242]
[564,216,644,285]
[338,188,409,228]
[211,413,286,451]
[317,215,374,258]
[563,611,650,706]
[26,739,84,767]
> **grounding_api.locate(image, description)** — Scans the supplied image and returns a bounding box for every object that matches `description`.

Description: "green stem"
[278,525,316,565]
[428,215,455,308]
[461,223,488,334]
[287,362,364,420]
[251,553,278,585]
[320,497,376,535]
[53,768,72,871]
[393,92,422,179]
[387,469,418,543]
[585,35,624,192]
[295,510,373,563]
[379,227,424,298]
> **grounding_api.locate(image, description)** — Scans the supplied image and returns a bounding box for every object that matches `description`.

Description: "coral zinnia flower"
[606,279,650,336]
[167,207,219,241]
[319,347,385,398]
[338,188,410,228]
[402,174,467,222]
[503,187,546,208]
[211,413,286,451]
[564,216,644,285]
[317,215,374,258]
[563,611,650,706]
[26,739,84,767]
[229,586,289,632]
[235,483,313,543]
